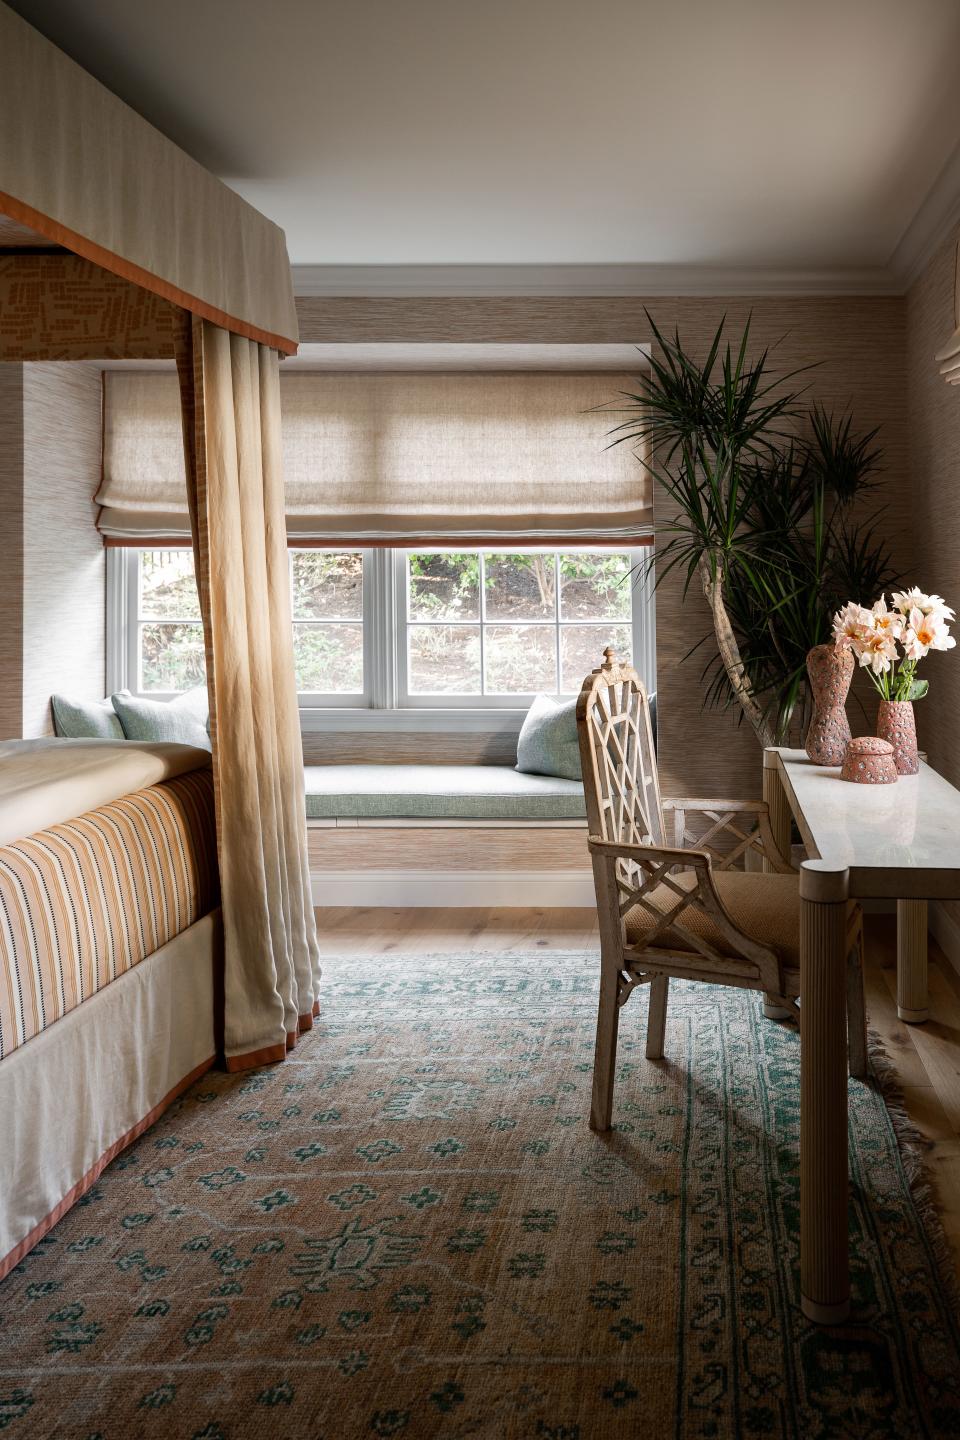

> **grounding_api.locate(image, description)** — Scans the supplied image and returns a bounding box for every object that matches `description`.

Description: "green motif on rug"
[291,1216,423,1293]
[0,952,958,1438]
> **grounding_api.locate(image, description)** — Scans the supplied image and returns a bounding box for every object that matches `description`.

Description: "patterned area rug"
[1,951,959,1439]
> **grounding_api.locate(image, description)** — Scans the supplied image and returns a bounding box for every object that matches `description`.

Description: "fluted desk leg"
[800,862,851,1325]
[897,899,929,1023]
[762,749,795,1019]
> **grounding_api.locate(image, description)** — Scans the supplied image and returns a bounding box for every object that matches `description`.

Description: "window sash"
[392,548,651,708]
[107,546,655,709]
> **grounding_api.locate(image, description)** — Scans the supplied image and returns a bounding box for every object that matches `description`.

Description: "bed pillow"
[515,694,581,782]
[111,686,211,750]
[51,693,125,740]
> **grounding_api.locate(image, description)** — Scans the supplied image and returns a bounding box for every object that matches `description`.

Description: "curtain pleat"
[176,317,321,1070]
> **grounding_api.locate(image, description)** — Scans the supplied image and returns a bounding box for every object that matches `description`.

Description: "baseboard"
[930,900,960,978]
[311,868,595,908]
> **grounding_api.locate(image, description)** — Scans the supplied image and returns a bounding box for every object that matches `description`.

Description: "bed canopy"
[0,3,320,1071]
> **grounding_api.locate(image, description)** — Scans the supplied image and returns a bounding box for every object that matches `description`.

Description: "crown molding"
[292,261,899,300]
[888,141,960,291]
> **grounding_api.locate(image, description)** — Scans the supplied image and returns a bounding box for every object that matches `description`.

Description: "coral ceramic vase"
[877,699,920,775]
[804,643,854,765]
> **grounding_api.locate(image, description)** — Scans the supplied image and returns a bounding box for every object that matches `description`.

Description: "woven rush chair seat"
[625,870,803,966]
[576,648,868,1133]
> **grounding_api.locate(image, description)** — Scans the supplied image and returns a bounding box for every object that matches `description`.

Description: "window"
[108,546,653,712]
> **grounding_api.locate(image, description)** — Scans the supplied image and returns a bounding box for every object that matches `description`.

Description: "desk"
[764,747,960,1324]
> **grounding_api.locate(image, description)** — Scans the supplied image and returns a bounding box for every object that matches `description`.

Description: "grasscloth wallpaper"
[0,365,24,740]
[0,363,105,740]
[21,364,104,737]
[297,296,909,797]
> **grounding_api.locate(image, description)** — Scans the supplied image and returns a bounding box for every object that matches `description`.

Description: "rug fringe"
[867,1025,960,1315]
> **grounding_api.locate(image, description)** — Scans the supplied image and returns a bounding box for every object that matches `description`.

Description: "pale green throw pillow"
[515,694,582,782]
[51,693,124,740]
[111,687,211,750]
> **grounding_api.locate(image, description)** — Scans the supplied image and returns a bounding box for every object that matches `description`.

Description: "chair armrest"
[662,796,766,814]
[661,798,794,875]
[587,836,711,871]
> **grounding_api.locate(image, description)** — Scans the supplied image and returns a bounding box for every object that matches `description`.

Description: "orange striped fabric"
[0,768,218,1058]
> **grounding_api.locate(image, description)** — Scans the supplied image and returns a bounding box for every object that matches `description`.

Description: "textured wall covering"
[905,226,960,929]
[0,365,24,740]
[296,296,909,797]
[20,364,105,737]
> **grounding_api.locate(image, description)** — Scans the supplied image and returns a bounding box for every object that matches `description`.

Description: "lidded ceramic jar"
[840,736,898,785]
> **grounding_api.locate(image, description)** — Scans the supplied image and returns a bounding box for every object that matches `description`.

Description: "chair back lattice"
[576,650,663,849]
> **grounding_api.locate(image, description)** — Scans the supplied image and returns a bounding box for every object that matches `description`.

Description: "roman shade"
[97,370,651,542]
[935,241,960,385]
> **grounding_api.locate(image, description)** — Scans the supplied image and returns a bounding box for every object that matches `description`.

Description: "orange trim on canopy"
[0,192,297,356]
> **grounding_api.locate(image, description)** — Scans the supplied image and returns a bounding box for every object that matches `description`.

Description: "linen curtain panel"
[177,318,321,1070]
[98,369,651,542]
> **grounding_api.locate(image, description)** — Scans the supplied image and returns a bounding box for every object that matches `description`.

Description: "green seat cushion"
[51,693,124,740]
[111,687,211,750]
[515,694,581,781]
[304,764,586,821]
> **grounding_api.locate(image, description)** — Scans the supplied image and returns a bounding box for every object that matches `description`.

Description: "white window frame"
[108,544,656,727]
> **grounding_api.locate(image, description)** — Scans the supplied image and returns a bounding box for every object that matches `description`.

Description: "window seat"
[303,764,586,822]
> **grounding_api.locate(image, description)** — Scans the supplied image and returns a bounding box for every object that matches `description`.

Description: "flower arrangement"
[832,588,956,700]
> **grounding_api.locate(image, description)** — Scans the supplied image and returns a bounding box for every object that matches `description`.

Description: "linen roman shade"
[98,369,651,542]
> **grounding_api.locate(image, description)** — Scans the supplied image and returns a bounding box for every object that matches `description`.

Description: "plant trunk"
[698,554,776,750]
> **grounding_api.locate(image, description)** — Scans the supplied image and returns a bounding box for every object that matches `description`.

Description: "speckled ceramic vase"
[804,643,854,765]
[877,699,920,775]
[840,736,898,785]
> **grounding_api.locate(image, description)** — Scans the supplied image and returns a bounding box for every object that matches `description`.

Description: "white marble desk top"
[773,747,960,899]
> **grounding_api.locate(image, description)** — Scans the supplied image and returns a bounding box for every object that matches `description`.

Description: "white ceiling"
[8,0,960,279]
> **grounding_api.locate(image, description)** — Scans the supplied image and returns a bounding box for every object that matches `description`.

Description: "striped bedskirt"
[0,768,218,1058]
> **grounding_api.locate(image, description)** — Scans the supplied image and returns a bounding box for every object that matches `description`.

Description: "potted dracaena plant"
[604,313,895,749]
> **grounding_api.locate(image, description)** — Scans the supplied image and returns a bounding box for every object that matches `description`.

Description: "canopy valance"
[98,369,651,543]
[0,4,298,354]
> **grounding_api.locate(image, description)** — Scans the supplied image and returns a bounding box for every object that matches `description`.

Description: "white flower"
[902,606,957,660]
[891,587,956,621]
[870,595,904,640]
[856,628,899,674]
[832,601,874,650]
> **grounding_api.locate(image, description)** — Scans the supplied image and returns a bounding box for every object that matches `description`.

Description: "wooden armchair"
[576,649,866,1132]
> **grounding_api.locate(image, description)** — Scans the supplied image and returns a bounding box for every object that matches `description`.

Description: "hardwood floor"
[315,907,960,1283]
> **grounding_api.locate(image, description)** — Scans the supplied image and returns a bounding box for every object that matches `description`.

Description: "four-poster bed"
[0,3,319,1268]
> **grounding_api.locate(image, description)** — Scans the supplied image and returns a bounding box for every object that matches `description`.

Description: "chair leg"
[645,974,669,1060]
[846,930,868,1081]
[590,962,622,1132]
[763,992,794,1021]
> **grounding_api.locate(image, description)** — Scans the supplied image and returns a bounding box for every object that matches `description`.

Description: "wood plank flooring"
[316,907,960,1283]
